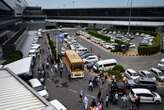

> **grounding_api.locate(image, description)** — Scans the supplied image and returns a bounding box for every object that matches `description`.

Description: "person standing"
[83,96,89,110]
[136,95,140,110]
[80,90,84,102]
[60,67,62,78]
[97,90,101,102]
[114,92,118,104]
[105,94,109,108]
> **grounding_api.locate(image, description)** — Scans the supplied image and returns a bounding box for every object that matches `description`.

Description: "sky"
[27,0,164,9]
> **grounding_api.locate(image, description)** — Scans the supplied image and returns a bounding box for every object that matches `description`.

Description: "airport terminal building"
[43,6,164,27]
[0,0,164,58]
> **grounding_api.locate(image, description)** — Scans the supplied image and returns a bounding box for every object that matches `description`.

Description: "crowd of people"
[79,73,141,110]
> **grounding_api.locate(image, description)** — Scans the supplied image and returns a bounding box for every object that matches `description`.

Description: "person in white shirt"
[83,96,89,110]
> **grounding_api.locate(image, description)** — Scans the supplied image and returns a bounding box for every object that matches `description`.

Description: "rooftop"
[0,68,54,110]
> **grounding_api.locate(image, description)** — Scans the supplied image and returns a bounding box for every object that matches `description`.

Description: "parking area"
[15,28,164,110]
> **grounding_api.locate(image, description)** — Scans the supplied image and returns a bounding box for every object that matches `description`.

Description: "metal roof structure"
[47,19,164,27]
[4,57,32,75]
[0,68,55,110]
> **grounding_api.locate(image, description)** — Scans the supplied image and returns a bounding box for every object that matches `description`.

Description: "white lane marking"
[68,88,78,93]
[67,88,96,99]
[86,94,96,99]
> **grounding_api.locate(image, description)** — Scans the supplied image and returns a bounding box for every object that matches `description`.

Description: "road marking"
[86,94,96,99]
[68,88,78,93]
[67,88,96,99]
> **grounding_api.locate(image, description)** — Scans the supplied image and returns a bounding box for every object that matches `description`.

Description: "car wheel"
[155,100,160,104]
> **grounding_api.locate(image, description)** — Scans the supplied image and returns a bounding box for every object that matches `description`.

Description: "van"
[93,59,117,72]
[31,44,40,53]
[50,99,67,110]
[29,78,49,99]
[28,49,38,57]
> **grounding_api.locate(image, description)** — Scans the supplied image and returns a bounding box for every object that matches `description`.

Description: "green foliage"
[47,36,56,61]
[112,64,125,73]
[107,64,125,81]
[138,33,160,55]
[2,50,23,65]
[87,30,111,42]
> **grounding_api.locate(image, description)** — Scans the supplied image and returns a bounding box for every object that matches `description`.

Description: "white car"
[150,67,164,81]
[125,69,140,80]
[129,43,136,48]
[29,78,48,99]
[129,88,161,104]
[83,55,98,63]
[158,58,164,71]
[139,70,156,81]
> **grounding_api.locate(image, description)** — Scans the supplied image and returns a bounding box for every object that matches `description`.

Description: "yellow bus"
[64,50,84,78]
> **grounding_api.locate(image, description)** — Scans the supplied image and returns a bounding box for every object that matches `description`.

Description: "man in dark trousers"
[136,95,140,110]
[97,90,101,102]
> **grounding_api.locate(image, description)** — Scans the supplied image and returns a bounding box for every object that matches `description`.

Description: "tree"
[113,64,125,73]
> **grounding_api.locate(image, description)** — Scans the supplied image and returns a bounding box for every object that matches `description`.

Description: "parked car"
[50,99,67,110]
[129,88,161,104]
[158,58,164,71]
[111,82,126,95]
[29,78,48,99]
[86,61,97,70]
[129,43,136,48]
[103,43,115,50]
[125,69,140,80]
[77,47,88,54]
[127,77,157,91]
[139,70,156,81]
[99,40,106,46]
[150,67,164,81]
[79,51,89,57]
[81,52,93,59]
[83,55,98,63]
[61,47,65,56]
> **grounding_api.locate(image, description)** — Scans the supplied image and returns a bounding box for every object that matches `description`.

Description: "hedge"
[2,50,23,65]
[47,34,57,61]
[87,30,111,42]
[138,33,160,55]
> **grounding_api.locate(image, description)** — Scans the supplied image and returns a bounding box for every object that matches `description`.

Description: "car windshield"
[94,63,99,68]
[73,64,83,70]
[34,85,44,92]
[147,74,154,78]
[132,72,138,76]
[159,72,164,76]
[152,92,156,97]
[160,61,164,65]
[134,78,139,83]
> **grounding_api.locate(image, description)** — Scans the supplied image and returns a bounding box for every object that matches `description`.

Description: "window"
[142,93,153,98]
[34,85,44,92]
[140,81,155,85]
[127,71,132,76]
[104,63,116,67]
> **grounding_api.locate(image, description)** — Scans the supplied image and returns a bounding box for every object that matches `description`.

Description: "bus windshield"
[72,64,83,71]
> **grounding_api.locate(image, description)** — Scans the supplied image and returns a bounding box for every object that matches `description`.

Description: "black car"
[127,77,157,91]
[111,82,126,95]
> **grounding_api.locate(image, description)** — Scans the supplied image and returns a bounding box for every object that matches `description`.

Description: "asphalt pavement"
[31,28,164,110]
